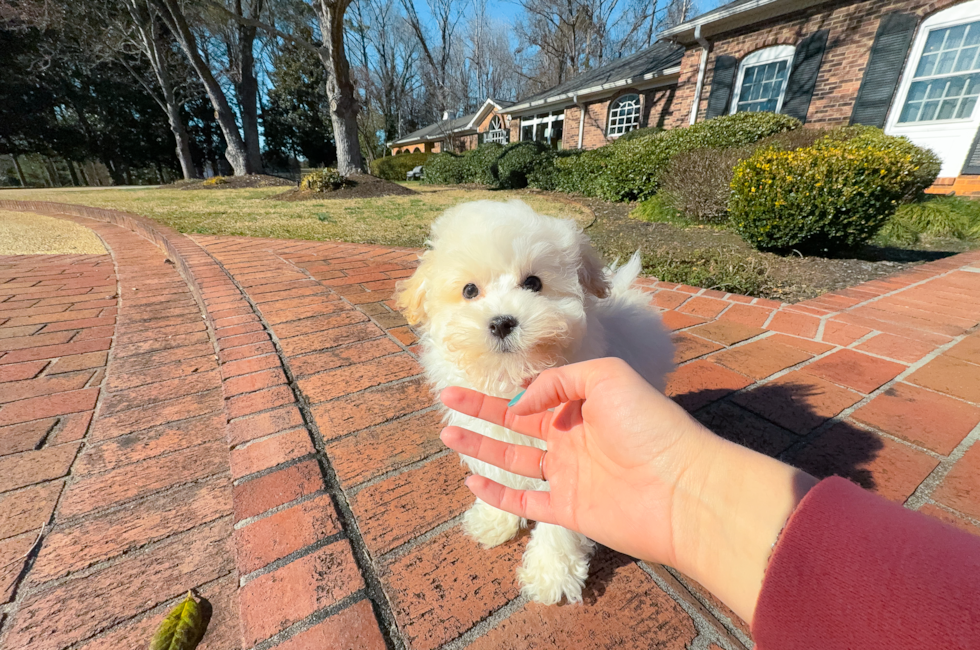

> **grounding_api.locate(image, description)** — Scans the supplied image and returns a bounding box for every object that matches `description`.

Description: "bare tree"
[117,0,199,178]
[213,0,265,172]
[215,0,365,174]
[399,0,465,123]
[152,0,253,175]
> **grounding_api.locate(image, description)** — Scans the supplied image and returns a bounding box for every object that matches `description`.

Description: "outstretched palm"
[440,357,714,569]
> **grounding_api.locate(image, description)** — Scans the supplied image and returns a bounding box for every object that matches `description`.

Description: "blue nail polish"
[508,390,525,407]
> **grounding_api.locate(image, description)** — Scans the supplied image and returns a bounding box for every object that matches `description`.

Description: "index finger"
[440,387,552,440]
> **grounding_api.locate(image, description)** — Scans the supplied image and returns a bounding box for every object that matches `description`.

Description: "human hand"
[440,357,816,623]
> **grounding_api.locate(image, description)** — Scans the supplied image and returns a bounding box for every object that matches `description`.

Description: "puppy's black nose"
[489,315,518,340]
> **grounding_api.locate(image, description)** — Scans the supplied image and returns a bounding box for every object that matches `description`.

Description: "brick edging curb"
[0,200,397,650]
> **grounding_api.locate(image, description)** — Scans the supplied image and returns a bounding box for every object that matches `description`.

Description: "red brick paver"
[2,199,979,650]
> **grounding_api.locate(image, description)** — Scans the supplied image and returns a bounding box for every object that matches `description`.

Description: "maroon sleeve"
[752,476,980,650]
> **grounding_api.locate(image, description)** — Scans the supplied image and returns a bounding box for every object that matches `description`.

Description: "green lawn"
[1,184,592,248]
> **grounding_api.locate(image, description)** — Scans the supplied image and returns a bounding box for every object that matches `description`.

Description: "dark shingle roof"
[390,112,478,145]
[509,40,684,111]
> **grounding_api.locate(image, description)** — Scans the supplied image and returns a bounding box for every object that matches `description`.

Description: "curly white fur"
[395,199,673,605]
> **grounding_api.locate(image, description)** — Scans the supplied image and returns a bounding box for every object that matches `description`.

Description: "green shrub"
[554,147,614,196]
[462,143,504,185]
[879,195,980,244]
[630,194,691,227]
[422,153,467,185]
[816,125,940,200]
[370,152,431,181]
[619,126,663,141]
[641,247,773,295]
[593,112,801,202]
[729,132,935,251]
[660,147,752,223]
[300,168,350,192]
[494,141,547,189]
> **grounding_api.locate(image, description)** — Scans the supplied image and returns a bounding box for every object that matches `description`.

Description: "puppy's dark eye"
[463,283,479,299]
[522,275,542,292]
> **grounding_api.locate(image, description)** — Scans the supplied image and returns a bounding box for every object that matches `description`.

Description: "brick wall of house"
[556,85,678,150]
[667,0,963,129]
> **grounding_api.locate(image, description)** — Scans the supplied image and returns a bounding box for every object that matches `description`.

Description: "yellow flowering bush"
[202,176,227,186]
[300,168,349,192]
[730,131,940,251]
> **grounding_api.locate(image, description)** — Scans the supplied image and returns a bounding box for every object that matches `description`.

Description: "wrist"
[669,433,817,623]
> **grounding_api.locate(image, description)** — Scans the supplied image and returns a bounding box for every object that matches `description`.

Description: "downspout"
[575,93,585,149]
[689,24,711,125]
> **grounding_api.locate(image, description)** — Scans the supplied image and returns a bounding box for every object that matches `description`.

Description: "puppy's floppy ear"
[578,237,610,298]
[394,258,430,326]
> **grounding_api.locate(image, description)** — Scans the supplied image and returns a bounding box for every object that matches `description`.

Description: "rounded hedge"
[729,131,940,251]
[463,143,504,185]
[370,152,431,181]
[300,168,349,192]
[596,112,802,202]
[422,153,467,185]
[494,141,547,189]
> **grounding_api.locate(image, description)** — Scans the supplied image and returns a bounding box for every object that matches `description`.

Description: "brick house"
[387,99,512,155]
[500,41,685,149]
[659,0,980,191]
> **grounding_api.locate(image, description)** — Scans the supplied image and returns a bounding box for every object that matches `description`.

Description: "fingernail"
[508,390,525,407]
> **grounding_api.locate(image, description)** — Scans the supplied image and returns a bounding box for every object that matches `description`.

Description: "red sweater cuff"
[752,476,980,650]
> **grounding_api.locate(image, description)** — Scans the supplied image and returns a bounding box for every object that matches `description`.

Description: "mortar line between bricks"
[376,513,467,564]
[232,489,329,530]
[231,452,318,487]
[921,499,980,528]
[639,563,752,650]
[906,422,980,511]
[435,594,530,650]
[346,448,454,496]
[772,329,976,493]
[312,404,442,445]
[198,244,406,650]
[249,591,371,650]
[239,532,347,586]
[0,221,122,627]
[53,570,237,650]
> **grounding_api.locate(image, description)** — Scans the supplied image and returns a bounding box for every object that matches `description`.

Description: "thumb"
[509,358,629,415]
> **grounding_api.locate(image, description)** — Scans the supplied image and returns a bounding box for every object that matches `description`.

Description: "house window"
[485,116,508,144]
[607,94,641,136]
[519,111,565,148]
[732,46,796,114]
[899,20,980,123]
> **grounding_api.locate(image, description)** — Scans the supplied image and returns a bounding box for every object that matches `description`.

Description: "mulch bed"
[270,173,417,201]
[571,196,973,302]
[175,174,295,190]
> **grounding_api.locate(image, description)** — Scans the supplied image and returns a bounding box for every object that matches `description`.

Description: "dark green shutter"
[962,128,980,174]
[781,30,829,123]
[705,55,738,119]
[850,12,919,127]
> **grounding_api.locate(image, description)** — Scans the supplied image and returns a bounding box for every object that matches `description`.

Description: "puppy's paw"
[463,501,520,548]
[517,539,589,605]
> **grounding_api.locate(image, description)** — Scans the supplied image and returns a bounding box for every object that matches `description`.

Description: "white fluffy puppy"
[395,199,673,605]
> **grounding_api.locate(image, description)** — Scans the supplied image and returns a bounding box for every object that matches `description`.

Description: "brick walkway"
[1,201,979,650]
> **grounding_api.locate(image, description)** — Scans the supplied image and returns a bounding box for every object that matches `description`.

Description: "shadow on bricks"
[692,381,884,493]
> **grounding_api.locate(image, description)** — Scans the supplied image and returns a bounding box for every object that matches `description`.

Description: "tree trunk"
[155,0,251,176]
[235,0,263,173]
[12,155,27,187]
[314,0,364,176]
[65,159,80,186]
[43,157,58,187]
[77,160,90,186]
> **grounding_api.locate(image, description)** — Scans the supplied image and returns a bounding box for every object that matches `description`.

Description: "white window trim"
[485,116,507,143]
[890,6,980,127]
[520,111,565,143]
[606,93,642,137]
[730,45,796,114]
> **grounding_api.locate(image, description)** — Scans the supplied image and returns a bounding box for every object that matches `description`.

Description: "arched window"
[607,94,641,136]
[485,115,507,144]
[731,45,796,114]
